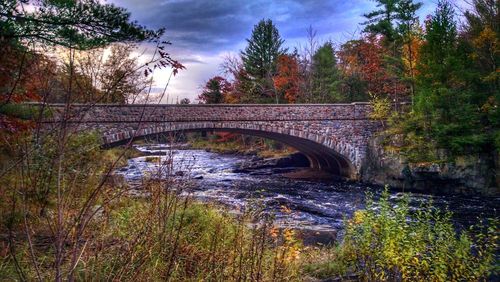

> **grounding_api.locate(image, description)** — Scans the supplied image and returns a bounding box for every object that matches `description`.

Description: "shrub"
[304,187,499,281]
[0,103,51,120]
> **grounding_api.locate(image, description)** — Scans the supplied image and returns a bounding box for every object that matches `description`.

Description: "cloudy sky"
[110,0,468,103]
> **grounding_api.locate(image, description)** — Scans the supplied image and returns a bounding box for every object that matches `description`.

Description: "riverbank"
[362,134,500,196]
[188,134,500,196]
[189,135,296,159]
[188,137,340,181]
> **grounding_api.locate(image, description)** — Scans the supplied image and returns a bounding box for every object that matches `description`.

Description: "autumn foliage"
[274,55,302,103]
[338,36,408,101]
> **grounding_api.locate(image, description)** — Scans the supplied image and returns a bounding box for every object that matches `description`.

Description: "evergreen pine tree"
[311,42,342,102]
[414,0,485,154]
[241,19,287,79]
[240,19,287,103]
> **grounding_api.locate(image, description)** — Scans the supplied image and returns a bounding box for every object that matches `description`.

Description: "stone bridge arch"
[105,123,356,178]
[36,103,381,180]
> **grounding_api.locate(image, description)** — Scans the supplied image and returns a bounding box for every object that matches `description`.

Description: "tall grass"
[0,131,302,281]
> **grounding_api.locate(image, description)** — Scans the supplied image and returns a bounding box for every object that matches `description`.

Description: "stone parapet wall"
[34,103,373,122]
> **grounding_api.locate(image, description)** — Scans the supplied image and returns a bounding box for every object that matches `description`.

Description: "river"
[115,144,499,243]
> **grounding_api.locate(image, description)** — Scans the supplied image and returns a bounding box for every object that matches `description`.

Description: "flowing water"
[115,144,499,242]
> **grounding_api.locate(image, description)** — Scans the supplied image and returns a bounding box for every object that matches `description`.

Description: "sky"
[109,0,469,103]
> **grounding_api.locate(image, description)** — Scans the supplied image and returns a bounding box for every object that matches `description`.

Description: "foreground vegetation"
[0,132,497,280]
[304,189,499,281]
[0,132,303,280]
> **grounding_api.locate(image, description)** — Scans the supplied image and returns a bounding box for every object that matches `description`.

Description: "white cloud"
[149,52,231,103]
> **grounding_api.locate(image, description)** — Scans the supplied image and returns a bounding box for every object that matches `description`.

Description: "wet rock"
[361,134,500,196]
[193,175,204,179]
[249,171,273,176]
[236,152,310,171]
[271,167,299,174]
[175,171,185,176]
[296,229,337,246]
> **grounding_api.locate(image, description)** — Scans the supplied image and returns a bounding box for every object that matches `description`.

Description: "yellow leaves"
[471,25,499,83]
[285,245,301,263]
[369,92,392,124]
[283,228,295,243]
[472,26,497,51]
[352,210,366,225]
[402,34,423,77]
[280,205,292,214]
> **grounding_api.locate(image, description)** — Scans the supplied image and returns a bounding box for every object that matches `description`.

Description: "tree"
[0,0,159,50]
[412,0,484,154]
[0,0,184,106]
[41,44,151,104]
[337,36,406,102]
[395,0,423,99]
[179,98,190,104]
[363,0,422,102]
[98,44,151,103]
[297,25,319,103]
[241,19,287,103]
[337,40,368,102]
[363,0,400,44]
[311,42,342,103]
[198,76,232,104]
[462,0,499,151]
[273,54,302,103]
[463,0,499,95]
[241,19,287,79]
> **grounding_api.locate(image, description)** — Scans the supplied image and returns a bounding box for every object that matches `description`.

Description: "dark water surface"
[116,144,499,236]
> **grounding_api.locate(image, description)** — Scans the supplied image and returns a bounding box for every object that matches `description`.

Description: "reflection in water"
[116,144,499,234]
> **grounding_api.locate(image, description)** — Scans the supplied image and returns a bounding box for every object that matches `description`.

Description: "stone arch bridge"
[37,103,381,179]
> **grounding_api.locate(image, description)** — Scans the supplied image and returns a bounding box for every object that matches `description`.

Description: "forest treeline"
[198,0,499,162]
[1,0,498,161]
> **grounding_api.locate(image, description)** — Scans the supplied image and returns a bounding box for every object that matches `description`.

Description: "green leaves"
[241,19,287,80]
[0,0,160,49]
[311,42,342,103]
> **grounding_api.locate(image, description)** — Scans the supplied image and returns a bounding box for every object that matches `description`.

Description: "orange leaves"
[214,132,238,143]
[402,34,423,78]
[273,54,302,103]
[338,36,409,100]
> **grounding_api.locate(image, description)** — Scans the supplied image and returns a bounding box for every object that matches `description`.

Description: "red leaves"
[0,115,35,134]
[338,36,409,100]
[274,54,302,103]
[143,41,186,78]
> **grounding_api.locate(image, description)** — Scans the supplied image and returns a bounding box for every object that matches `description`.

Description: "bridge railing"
[25,102,376,122]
